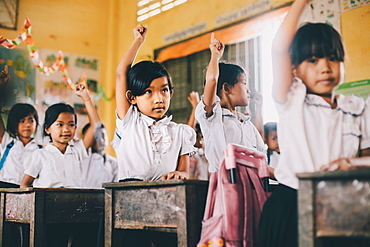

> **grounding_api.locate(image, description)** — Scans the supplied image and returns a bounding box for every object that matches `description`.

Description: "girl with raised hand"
[195,33,265,173]
[258,0,370,246]
[20,81,100,188]
[0,65,41,188]
[114,24,196,181]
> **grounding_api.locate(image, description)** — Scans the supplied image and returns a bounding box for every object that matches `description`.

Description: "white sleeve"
[24,149,44,178]
[360,96,370,150]
[179,124,197,156]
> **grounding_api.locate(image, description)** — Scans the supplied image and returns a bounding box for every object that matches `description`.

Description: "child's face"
[17,114,37,139]
[228,73,251,107]
[45,112,76,146]
[293,57,342,95]
[266,130,279,153]
[132,76,172,121]
[92,127,108,154]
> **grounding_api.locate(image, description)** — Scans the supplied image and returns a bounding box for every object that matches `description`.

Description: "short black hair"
[290,23,344,66]
[128,60,173,97]
[43,103,76,139]
[264,122,277,140]
[6,103,39,138]
[203,62,245,97]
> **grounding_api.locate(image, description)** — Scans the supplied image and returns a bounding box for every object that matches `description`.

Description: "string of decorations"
[0,18,114,101]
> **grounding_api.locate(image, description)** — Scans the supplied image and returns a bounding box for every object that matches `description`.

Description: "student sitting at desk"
[20,81,100,188]
[0,66,42,188]
[113,24,196,182]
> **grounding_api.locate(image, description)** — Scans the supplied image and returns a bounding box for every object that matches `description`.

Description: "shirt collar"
[140,112,172,127]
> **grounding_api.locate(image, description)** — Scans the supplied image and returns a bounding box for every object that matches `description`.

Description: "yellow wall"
[1,0,369,156]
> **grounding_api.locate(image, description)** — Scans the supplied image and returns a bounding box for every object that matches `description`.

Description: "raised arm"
[0,65,10,143]
[203,33,224,117]
[187,91,200,129]
[272,0,308,103]
[116,24,148,120]
[74,81,101,150]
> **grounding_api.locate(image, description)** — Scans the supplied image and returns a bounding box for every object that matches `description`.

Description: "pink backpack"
[197,143,271,247]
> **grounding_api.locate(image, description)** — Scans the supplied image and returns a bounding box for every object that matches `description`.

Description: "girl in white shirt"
[20,81,100,188]
[114,25,196,181]
[195,34,266,173]
[258,1,370,246]
[0,65,41,187]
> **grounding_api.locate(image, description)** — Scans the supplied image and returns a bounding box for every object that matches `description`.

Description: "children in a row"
[258,0,370,246]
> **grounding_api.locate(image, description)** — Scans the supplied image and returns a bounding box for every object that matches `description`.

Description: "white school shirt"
[115,105,197,181]
[82,152,118,189]
[274,78,370,190]
[24,139,88,188]
[195,97,266,173]
[0,132,41,185]
[268,150,280,169]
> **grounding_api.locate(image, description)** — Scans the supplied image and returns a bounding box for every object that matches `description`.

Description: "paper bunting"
[1,18,75,90]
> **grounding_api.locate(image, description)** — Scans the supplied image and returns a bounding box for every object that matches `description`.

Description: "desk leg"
[176,185,188,247]
[105,189,113,247]
[298,180,315,247]
[0,193,5,246]
[30,191,45,247]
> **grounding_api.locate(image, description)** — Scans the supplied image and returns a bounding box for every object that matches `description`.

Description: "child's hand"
[161,171,187,180]
[209,33,224,59]
[0,65,10,87]
[252,91,263,108]
[133,24,148,44]
[74,81,91,101]
[319,158,353,171]
[187,91,200,108]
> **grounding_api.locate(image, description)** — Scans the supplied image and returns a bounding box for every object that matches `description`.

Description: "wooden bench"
[103,179,208,247]
[0,187,104,247]
[297,168,370,247]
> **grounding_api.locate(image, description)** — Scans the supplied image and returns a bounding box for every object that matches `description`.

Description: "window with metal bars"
[161,36,262,124]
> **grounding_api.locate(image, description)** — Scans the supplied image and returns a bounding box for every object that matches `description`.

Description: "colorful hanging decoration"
[2,18,79,90]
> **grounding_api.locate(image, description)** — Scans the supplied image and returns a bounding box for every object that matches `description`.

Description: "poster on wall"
[340,0,370,12]
[0,46,36,108]
[35,48,100,137]
[301,0,341,32]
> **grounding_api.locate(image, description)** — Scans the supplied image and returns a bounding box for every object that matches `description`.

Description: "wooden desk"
[297,168,370,247]
[103,180,208,247]
[0,188,104,247]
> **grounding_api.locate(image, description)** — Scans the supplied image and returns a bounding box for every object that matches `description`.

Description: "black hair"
[290,23,344,66]
[81,122,105,135]
[264,122,277,141]
[203,62,245,97]
[43,103,76,139]
[128,60,173,97]
[195,123,202,134]
[6,103,39,138]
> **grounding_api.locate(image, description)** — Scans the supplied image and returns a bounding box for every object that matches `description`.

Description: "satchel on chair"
[197,143,270,247]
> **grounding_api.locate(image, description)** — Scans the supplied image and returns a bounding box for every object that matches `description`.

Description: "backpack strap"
[0,140,15,170]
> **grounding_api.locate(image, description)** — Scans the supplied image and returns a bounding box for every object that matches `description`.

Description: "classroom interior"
[1,0,370,246]
[1,0,369,157]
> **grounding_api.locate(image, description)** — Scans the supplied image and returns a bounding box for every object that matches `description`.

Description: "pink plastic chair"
[197,143,270,247]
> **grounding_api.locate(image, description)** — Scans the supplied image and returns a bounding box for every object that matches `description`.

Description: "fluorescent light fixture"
[161,0,173,4]
[149,2,161,10]
[174,0,187,6]
[137,7,149,15]
[138,0,150,7]
[162,3,174,11]
[137,14,149,22]
[149,8,161,17]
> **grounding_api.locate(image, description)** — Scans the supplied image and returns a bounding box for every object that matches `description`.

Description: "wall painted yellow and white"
[1,0,369,155]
